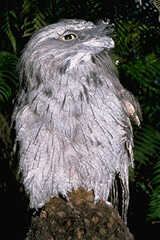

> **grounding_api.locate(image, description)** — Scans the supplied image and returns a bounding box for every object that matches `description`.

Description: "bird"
[12,19,141,223]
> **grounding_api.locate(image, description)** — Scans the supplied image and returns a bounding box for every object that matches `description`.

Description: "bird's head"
[18,19,115,88]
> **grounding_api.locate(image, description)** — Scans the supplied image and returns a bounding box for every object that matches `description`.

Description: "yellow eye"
[61,34,77,41]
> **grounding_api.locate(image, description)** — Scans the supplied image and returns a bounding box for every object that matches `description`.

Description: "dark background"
[0,0,160,239]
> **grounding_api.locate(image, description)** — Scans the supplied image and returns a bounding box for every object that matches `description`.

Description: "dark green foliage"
[147,157,160,221]
[0,51,18,106]
[0,0,160,228]
[114,19,160,222]
[134,125,160,165]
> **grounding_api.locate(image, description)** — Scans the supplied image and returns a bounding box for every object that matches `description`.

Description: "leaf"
[21,0,48,37]
[134,125,160,165]
[1,2,20,53]
[1,12,17,52]
[147,158,160,221]
[133,124,160,221]
[0,51,18,104]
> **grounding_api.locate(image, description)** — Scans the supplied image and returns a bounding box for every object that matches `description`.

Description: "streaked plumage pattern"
[12,19,141,222]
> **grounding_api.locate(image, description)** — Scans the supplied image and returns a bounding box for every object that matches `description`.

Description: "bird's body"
[12,19,141,221]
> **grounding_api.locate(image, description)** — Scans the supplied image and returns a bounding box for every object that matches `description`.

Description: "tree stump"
[27,189,134,240]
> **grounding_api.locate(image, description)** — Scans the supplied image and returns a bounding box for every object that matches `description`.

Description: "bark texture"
[27,189,134,240]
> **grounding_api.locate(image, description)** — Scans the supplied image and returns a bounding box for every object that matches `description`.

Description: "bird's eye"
[61,34,77,41]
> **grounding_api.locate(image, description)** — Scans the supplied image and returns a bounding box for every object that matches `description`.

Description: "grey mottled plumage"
[12,19,141,222]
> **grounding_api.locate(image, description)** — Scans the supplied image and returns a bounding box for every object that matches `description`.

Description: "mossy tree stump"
[27,189,133,240]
